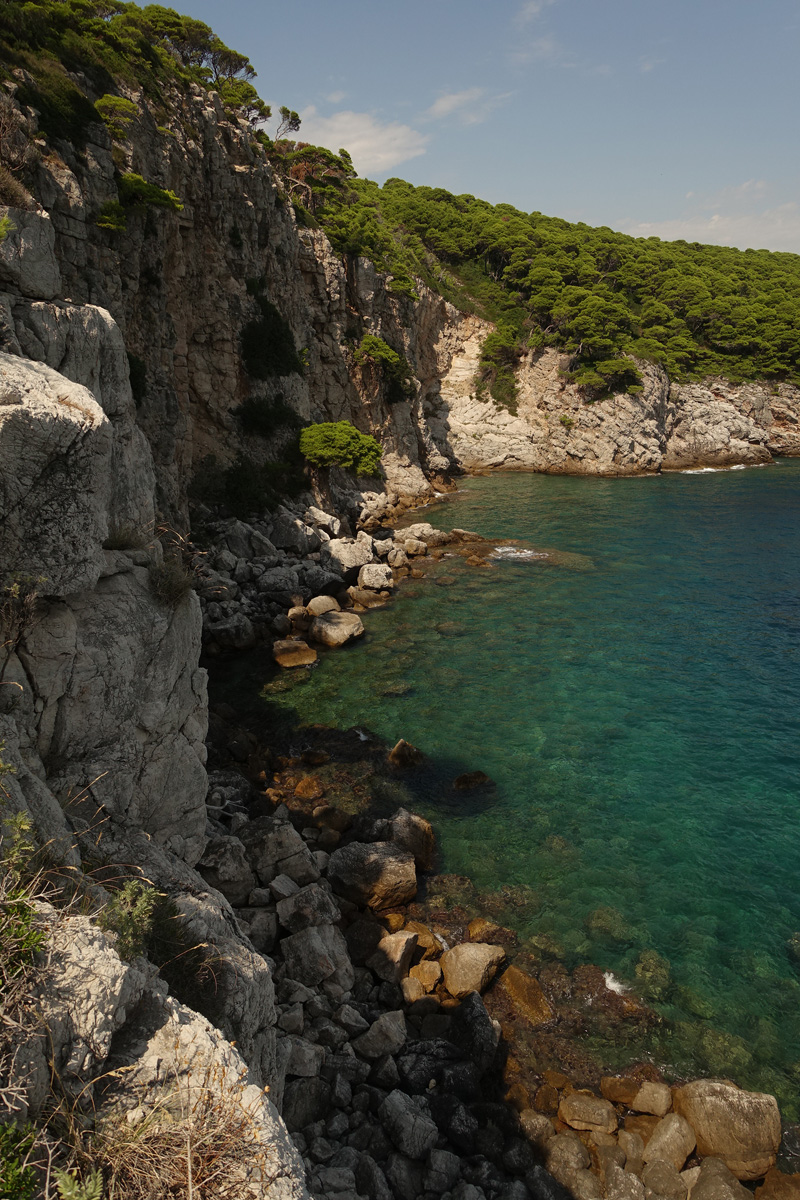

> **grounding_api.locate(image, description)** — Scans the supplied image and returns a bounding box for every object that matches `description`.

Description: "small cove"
[224,460,800,1113]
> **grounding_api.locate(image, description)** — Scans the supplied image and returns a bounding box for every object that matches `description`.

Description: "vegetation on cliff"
[6,2,800,404]
[299,421,382,477]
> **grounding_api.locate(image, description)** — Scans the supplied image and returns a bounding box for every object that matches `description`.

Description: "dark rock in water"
[787,932,800,964]
[450,992,501,1074]
[388,738,424,768]
[282,1077,331,1131]
[453,770,494,790]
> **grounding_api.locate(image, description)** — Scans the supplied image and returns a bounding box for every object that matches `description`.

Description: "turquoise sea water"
[256,462,800,1108]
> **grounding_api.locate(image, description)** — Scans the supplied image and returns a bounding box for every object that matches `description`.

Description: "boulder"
[205,611,256,651]
[346,584,387,608]
[328,841,417,909]
[642,1159,687,1200]
[642,1113,696,1171]
[367,930,418,983]
[606,1163,646,1200]
[379,1090,439,1160]
[493,964,555,1026]
[358,562,394,591]
[272,638,317,668]
[270,509,319,555]
[673,1081,781,1181]
[388,739,424,769]
[389,808,436,870]
[285,1035,325,1078]
[255,566,301,605]
[545,1133,591,1187]
[558,1092,618,1135]
[280,923,354,990]
[602,1076,642,1107]
[276,883,341,933]
[440,942,506,998]
[197,835,256,906]
[449,991,500,1073]
[321,536,374,581]
[309,610,365,647]
[305,506,342,538]
[410,960,442,993]
[353,1010,407,1059]
[692,1158,754,1200]
[403,537,428,556]
[519,1109,556,1149]
[282,1077,331,1132]
[307,594,340,616]
[633,1081,672,1117]
[239,815,321,886]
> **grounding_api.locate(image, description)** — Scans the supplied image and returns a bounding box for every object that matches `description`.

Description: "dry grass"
[62,1054,277,1200]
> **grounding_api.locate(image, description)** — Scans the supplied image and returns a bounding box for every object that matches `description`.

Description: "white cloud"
[325,90,346,104]
[515,0,556,24]
[618,203,800,253]
[425,88,512,125]
[298,107,428,174]
[639,56,665,73]
[427,88,486,120]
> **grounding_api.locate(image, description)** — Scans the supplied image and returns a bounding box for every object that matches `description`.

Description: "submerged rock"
[272,638,318,667]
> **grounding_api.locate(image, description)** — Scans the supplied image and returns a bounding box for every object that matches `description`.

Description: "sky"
[177,0,800,253]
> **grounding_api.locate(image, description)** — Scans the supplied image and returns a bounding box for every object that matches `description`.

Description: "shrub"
[477,325,522,414]
[103,522,148,551]
[118,172,183,213]
[235,393,301,437]
[98,878,161,960]
[0,167,29,209]
[96,199,127,232]
[0,1122,37,1200]
[15,63,99,144]
[0,214,14,242]
[299,420,382,476]
[240,297,303,379]
[354,333,415,403]
[95,93,138,141]
[559,414,574,429]
[149,555,194,607]
[98,877,217,1013]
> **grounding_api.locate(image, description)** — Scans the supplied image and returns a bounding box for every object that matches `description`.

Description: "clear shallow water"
[269,463,800,1109]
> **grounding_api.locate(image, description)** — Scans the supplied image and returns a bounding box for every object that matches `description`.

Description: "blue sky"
[178,0,800,252]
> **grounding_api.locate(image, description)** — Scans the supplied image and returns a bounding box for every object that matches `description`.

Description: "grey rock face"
[198,835,257,905]
[240,815,321,887]
[276,882,342,932]
[379,1089,439,1160]
[352,1010,407,1059]
[0,206,61,299]
[280,923,355,990]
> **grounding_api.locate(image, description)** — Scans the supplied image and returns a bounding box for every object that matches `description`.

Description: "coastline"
[201,468,800,1190]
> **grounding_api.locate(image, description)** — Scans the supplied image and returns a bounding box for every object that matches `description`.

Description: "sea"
[231,460,800,1114]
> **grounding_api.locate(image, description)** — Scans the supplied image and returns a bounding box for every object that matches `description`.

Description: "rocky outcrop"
[430,337,800,476]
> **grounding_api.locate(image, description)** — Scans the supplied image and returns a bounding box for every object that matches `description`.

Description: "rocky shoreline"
[195,496,800,1200]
